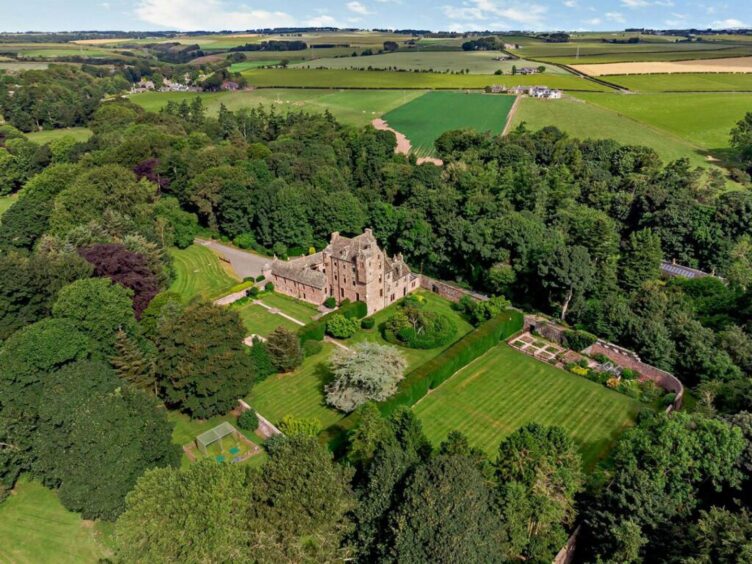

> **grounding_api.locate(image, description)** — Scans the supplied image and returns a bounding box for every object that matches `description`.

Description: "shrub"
[562,329,597,352]
[323,296,336,309]
[662,392,677,407]
[568,365,589,377]
[455,295,511,326]
[233,232,256,249]
[382,301,456,349]
[264,282,274,292]
[255,275,265,282]
[278,415,321,437]
[621,368,639,380]
[361,317,375,330]
[606,376,620,389]
[298,299,367,343]
[237,409,259,431]
[302,339,323,357]
[271,242,288,259]
[247,286,260,298]
[327,314,359,339]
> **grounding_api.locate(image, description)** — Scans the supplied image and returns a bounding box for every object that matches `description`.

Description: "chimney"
[364,228,372,236]
[331,232,340,242]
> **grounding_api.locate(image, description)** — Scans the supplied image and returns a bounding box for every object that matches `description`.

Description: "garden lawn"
[345,291,474,371]
[168,245,239,302]
[26,127,93,144]
[0,477,112,563]
[257,292,319,323]
[235,302,300,337]
[414,344,642,470]
[246,343,342,428]
[383,91,515,156]
[510,96,713,169]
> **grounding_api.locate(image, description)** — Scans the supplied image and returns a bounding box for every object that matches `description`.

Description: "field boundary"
[501,95,521,136]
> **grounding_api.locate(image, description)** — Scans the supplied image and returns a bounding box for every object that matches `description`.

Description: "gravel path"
[196,238,268,279]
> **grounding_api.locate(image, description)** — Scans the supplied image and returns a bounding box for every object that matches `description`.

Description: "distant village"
[130,75,243,94]
[486,84,563,99]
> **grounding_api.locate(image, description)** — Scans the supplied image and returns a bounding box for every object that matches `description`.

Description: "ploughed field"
[413,344,642,469]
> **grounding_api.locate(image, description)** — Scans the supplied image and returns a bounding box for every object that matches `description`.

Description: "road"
[196,238,269,280]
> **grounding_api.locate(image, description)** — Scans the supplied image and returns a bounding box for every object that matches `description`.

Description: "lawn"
[345,290,475,371]
[0,477,112,563]
[257,291,319,323]
[607,73,752,92]
[414,344,642,470]
[293,51,571,75]
[382,91,516,156]
[241,69,611,91]
[26,127,93,144]
[236,302,300,336]
[0,194,17,219]
[573,92,752,151]
[247,343,342,429]
[130,89,426,128]
[511,96,714,169]
[168,245,239,302]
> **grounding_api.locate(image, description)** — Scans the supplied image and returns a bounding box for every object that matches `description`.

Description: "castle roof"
[269,253,327,289]
[325,229,379,261]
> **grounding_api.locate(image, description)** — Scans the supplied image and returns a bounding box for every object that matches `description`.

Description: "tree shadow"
[313,361,335,405]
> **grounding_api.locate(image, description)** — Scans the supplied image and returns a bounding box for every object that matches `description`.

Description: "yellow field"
[574,56,752,76]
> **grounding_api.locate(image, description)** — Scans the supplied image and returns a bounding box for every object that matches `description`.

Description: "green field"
[26,127,93,144]
[0,478,112,563]
[608,73,752,92]
[294,51,571,75]
[383,91,516,155]
[0,194,16,219]
[258,292,319,323]
[345,291,474,370]
[228,60,281,72]
[247,343,342,428]
[236,302,300,336]
[130,89,425,128]
[241,69,610,91]
[511,96,714,169]
[414,344,642,469]
[0,61,50,71]
[573,92,752,151]
[168,245,239,302]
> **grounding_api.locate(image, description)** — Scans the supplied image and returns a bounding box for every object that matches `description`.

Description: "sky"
[0,0,750,33]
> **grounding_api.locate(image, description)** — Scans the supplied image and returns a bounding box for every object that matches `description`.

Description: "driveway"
[196,239,269,280]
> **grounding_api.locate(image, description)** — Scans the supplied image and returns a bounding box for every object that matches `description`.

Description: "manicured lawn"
[0,477,112,563]
[383,91,516,156]
[257,292,319,323]
[236,302,300,336]
[130,89,425,127]
[345,291,474,371]
[26,127,93,144]
[241,69,611,91]
[511,96,714,169]
[573,92,752,151]
[247,343,342,428]
[414,344,642,470]
[168,245,239,302]
[607,73,752,92]
[0,194,17,219]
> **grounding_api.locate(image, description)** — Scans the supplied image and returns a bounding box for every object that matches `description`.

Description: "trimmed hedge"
[320,308,523,454]
[562,329,597,352]
[298,299,368,343]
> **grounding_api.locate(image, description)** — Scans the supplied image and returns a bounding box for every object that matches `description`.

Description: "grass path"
[0,193,17,220]
[414,344,642,469]
[168,245,239,302]
[0,478,112,563]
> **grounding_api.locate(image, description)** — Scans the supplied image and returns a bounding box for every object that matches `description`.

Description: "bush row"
[320,309,523,454]
[298,299,368,343]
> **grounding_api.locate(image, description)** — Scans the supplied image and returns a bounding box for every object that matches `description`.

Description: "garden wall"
[419,275,488,303]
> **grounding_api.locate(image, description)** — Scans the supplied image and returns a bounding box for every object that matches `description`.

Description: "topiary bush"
[237,409,259,431]
[562,329,597,352]
[247,286,259,298]
[264,282,274,292]
[361,317,375,330]
[255,274,265,282]
[323,296,336,309]
[326,314,359,339]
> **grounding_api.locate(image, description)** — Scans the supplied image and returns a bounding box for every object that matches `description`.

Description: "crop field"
[26,127,93,144]
[573,92,752,151]
[247,343,342,428]
[511,97,714,169]
[414,344,642,469]
[574,57,752,76]
[382,91,515,156]
[293,51,571,75]
[0,477,112,563]
[241,68,611,91]
[131,89,425,127]
[607,73,752,92]
[168,245,239,302]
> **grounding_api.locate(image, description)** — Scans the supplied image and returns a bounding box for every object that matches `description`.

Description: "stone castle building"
[262,229,420,315]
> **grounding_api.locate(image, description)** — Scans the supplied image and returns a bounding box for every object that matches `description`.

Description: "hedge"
[320,308,523,454]
[298,299,368,343]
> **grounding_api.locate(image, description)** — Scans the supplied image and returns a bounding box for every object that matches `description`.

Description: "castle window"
[356,292,360,301]
[340,288,344,298]
[380,289,383,297]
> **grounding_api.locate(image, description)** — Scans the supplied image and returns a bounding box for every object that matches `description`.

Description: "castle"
[262,229,420,315]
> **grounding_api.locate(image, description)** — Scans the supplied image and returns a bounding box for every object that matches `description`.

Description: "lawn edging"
[319,308,523,454]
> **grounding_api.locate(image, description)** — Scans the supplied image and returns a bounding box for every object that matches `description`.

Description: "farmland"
[168,245,239,302]
[573,57,752,76]
[240,68,610,91]
[0,478,112,563]
[293,51,571,75]
[382,91,516,156]
[413,344,642,469]
[607,73,752,92]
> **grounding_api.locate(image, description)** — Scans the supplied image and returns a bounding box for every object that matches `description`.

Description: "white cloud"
[712,18,748,28]
[584,17,602,25]
[442,0,547,28]
[563,0,577,7]
[605,11,625,22]
[305,14,343,26]
[620,0,649,7]
[135,0,296,30]
[346,1,373,15]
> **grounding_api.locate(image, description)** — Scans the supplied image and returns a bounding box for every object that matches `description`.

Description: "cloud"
[563,0,577,7]
[346,1,373,15]
[583,17,602,25]
[305,14,343,26]
[605,11,626,22]
[442,0,547,28]
[135,0,295,31]
[712,18,748,28]
[620,0,649,7]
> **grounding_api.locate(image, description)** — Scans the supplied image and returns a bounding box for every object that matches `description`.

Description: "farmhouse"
[263,229,420,315]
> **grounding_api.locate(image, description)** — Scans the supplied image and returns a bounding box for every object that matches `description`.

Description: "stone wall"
[419,275,488,303]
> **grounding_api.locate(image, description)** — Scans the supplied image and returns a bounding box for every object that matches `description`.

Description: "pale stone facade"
[263,229,420,315]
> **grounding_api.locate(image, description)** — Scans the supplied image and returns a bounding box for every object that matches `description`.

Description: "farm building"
[660,260,714,279]
[264,229,420,315]
[529,86,562,99]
